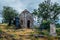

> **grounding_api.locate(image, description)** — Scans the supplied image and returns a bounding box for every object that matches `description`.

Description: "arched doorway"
[27,20,30,28]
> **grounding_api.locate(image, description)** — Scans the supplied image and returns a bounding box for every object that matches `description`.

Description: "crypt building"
[19,9,33,28]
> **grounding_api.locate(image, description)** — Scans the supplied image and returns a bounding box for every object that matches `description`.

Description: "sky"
[0,0,60,23]
[0,0,59,13]
[0,0,45,13]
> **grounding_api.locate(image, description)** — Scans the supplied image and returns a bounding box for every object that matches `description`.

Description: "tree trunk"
[8,19,11,26]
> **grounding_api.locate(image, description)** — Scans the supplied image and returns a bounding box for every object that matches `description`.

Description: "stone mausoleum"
[19,9,33,28]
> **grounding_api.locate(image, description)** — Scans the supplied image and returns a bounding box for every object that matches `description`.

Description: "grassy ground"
[0,24,45,40]
[0,24,59,40]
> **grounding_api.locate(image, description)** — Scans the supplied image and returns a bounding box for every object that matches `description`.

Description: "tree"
[33,1,50,24]
[2,6,18,26]
[33,1,60,29]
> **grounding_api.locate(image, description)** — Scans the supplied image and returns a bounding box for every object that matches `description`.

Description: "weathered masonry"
[19,9,33,28]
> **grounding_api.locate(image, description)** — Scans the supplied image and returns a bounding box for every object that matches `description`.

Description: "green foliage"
[40,20,50,31]
[32,9,38,16]
[56,29,60,36]
[38,1,50,19]
[33,1,60,24]
[34,26,39,29]
[56,29,60,33]
[56,23,60,28]
[40,31,49,35]
[2,6,18,23]
[43,20,50,24]
[32,1,60,33]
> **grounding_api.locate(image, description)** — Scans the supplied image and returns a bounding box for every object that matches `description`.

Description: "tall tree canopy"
[33,1,60,30]
[33,1,60,24]
[2,6,18,25]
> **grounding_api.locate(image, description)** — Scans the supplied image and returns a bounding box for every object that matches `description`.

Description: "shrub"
[56,29,60,36]
[39,20,50,32]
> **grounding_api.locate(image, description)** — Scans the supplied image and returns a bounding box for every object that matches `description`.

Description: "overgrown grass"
[0,28,3,34]
[0,24,60,40]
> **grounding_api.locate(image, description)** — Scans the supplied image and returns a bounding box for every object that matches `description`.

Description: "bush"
[56,24,60,28]
[56,29,60,36]
[39,20,50,31]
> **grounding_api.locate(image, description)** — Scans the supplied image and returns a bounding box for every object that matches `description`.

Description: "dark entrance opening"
[27,20,30,28]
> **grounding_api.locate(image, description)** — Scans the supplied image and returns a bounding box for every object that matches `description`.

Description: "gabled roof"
[21,9,30,13]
